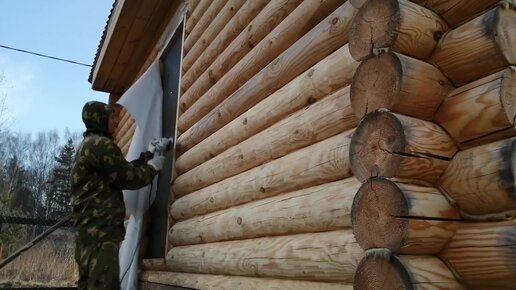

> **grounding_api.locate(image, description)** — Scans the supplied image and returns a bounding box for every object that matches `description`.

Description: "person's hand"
[147,137,174,155]
[147,155,165,171]
[147,138,159,154]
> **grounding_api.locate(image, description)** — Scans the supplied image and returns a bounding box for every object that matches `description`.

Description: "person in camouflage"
[71,101,164,290]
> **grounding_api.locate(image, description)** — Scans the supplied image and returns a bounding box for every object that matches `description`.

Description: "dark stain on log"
[499,138,516,198]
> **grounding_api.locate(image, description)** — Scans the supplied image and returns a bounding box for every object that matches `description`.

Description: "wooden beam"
[354,251,465,289]
[177,1,357,150]
[434,67,516,148]
[141,272,353,290]
[438,137,516,219]
[181,0,270,91]
[183,0,227,54]
[173,86,357,196]
[170,178,361,246]
[349,110,458,184]
[349,0,448,61]
[171,130,354,220]
[184,0,210,35]
[440,220,516,289]
[179,0,303,113]
[350,51,452,120]
[182,0,246,73]
[176,43,358,174]
[410,0,498,28]
[166,230,363,282]
[351,178,460,254]
[431,3,516,86]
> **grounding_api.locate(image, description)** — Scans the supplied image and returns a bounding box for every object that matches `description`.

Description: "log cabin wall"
[91,0,515,289]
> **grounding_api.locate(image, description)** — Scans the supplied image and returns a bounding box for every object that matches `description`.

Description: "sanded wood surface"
[349,110,457,184]
[349,0,448,61]
[166,230,363,282]
[411,0,498,27]
[181,0,268,86]
[185,0,211,35]
[350,51,451,120]
[176,44,358,173]
[354,253,465,289]
[182,0,246,74]
[177,2,357,151]
[183,0,228,54]
[171,130,354,220]
[431,3,516,86]
[438,137,516,218]
[141,271,353,290]
[434,67,516,147]
[170,178,361,246]
[173,86,357,196]
[178,0,314,114]
[351,178,460,254]
[440,220,516,290]
[187,0,200,18]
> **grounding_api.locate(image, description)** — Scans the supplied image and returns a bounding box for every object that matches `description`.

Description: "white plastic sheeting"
[117,61,163,290]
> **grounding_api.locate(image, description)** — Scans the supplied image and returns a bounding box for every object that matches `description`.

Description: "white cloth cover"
[116,60,162,290]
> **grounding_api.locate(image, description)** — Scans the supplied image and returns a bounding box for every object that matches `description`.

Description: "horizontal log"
[141,271,353,290]
[181,0,269,90]
[178,0,320,115]
[354,251,465,289]
[183,0,226,54]
[351,178,460,254]
[185,0,210,35]
[166,230,364,282]
[176,44,358,174]
[178,1,358,151]
[182,0,246,73]
[349,110,458,184]
[411,0,499,28]
[170,178,361,246]
[171,130,354,220]
[349,0,448,61]
[187,0,200,17]
[350,51,452,120]
[141,259,168,271]
[431,3,516,86]
[173,86,357,196]
[438,137,516,219]
[434,67,516,147]
[440,220,516,290]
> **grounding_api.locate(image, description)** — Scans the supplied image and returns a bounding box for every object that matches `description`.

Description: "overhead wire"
[0,44,92,67]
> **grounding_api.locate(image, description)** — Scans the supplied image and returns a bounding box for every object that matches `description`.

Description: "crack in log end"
[354,253,413,290]
[499,138,516,198]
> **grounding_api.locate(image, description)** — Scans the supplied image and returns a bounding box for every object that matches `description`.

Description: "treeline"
[0,128,82,255]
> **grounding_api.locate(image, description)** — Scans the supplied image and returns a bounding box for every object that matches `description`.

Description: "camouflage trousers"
[75,236,121,290]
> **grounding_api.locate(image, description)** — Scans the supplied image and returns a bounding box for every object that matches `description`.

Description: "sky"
[0,1,114,136]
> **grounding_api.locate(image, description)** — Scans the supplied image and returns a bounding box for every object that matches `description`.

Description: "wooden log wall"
[119,0,516,288]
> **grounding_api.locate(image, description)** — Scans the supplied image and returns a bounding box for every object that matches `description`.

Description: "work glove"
[147,137,174,155]
[147,155,165,172]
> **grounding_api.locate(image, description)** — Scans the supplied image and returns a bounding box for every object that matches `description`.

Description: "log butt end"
[354,250,413,290]
[350,52,402,118]
[496,3,516,65]
[352,178,408,252]
[349,0,400,61]
[349,110,405,181]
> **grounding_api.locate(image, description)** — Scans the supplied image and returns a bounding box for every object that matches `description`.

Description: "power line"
[0,44,92,67]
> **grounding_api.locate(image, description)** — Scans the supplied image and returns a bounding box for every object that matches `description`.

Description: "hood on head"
[82,101,113,137]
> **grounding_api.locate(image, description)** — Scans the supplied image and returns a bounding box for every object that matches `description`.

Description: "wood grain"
[411,0,498,27]
[166,230,364,282]
[170,178,361,246]
[171,130,354,220]
[185,0,211,35]
[438,137,516,218]
[173,86,357,196]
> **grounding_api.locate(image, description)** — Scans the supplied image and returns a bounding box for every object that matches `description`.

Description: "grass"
[0,229,77,287]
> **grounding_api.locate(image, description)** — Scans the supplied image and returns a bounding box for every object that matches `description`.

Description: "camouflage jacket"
[71,101,156,242]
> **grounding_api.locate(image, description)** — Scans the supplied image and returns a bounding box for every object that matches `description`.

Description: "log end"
[501,66,516,124]
[350,52,402,118]
[349,110,405,181]
[496,4,516,65]
[352,178,409,252]
[354,250,413,290]
[349,0,400,61]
